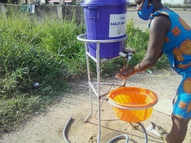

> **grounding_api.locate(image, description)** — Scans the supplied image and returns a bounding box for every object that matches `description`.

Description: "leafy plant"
[0,11,170,134]
[0,13,85,133]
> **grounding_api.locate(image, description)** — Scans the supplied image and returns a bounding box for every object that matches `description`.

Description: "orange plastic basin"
[107,87,158,122]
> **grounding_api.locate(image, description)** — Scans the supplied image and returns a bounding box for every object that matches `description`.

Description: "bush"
[0,13,169,134]
[0,13,85,133]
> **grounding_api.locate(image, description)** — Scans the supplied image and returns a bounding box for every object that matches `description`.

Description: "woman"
[116,0,191,143]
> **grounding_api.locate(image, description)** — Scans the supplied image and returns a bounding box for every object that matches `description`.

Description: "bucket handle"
[88,6,99,19]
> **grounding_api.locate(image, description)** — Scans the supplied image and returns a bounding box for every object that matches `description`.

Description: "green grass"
[0,13,85,133]
[0,12,169,133]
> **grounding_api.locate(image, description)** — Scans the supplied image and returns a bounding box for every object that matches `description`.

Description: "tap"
[119,47,135,86]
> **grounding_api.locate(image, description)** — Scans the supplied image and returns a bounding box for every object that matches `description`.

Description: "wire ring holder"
[76,34,149,143]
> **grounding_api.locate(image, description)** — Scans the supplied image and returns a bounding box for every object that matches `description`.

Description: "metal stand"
[77,34,148,143]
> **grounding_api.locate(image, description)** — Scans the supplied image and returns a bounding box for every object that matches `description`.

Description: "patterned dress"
[149,7,191,119]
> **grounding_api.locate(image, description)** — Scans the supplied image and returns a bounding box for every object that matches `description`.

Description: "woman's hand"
[115,66,136,79]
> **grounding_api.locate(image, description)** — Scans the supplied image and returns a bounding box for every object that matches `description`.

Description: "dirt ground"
[0,68,191,143]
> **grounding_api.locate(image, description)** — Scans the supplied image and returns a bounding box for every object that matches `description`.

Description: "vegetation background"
[1,3,189,134]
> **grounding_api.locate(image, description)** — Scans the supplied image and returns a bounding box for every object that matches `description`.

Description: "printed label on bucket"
[109,13,127,38]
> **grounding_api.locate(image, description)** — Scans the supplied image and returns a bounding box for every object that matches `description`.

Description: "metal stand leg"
[96,42,101,143]
[137,122,148,143]
[77,34,127,143]
[83,42,93,122]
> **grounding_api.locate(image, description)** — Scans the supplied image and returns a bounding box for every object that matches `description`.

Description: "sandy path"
[1,68,191,143]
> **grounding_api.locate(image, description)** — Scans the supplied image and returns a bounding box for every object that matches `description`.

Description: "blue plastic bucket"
[81,0,129,58]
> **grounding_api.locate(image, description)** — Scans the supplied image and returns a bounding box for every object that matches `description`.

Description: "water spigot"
[119,47,135,86]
